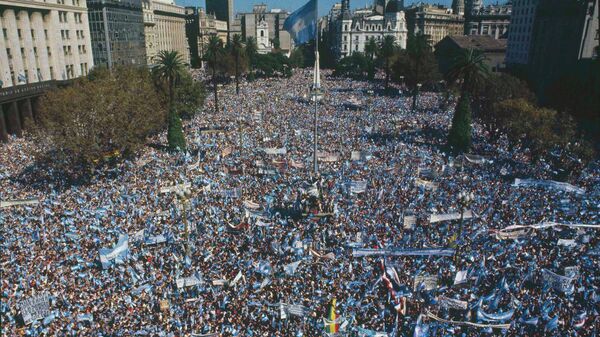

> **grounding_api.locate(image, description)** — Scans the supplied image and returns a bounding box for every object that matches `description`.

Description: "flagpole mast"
[312,0,320,176]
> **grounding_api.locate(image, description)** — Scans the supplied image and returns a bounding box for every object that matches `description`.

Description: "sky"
[174,0,454,17]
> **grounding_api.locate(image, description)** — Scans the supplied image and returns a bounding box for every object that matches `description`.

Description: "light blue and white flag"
[284,261,302,276]
[283,0,317,45]
[99,234,129,269]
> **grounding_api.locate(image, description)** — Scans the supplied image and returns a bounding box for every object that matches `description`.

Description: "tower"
[452,0,465,16]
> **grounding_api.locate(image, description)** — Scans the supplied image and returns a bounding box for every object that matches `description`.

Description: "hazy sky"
[174,0,454,16]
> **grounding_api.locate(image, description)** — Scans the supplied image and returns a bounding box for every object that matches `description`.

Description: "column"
[4,10,25,84]
[19,99,34,129]
[18,10,38,83]
[5,101,22,137]
[31,12,52,82]
[0,107,8,142]
[0,15,13,87]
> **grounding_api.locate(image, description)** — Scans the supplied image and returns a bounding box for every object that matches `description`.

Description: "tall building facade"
[528,0,599,99]
[206,0,233,33]
[142,0,189,65]
[0,0,94,87]
[404,3,464,47]
[333,0,408,59]
[87,0,147,68]
[464,3,511,39]
[238,4,291,54]
[506,0,539,67]
[0,0,94,141]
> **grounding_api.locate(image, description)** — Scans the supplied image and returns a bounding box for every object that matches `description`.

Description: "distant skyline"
[174,0,454,16]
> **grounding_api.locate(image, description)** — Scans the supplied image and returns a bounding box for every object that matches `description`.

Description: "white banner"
[429,210,474,223]
[403,215,417,229]
[413,275,438,291]
[176,274,203,289]
[263,147,287,155]
[0,198,40,208]
[438,296,468,310]
[513,178,585,194]
[19,293,50,325]
[160,183,191,194]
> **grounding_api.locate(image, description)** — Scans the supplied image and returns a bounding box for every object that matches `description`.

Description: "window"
[44,29,48,39]
[50,66,54,80]
[33,47,38,56]
[6,48,12,59]
[2,28,7,39]
[47,46,52,56]
[31,29,35,39]
[17,29,22,39]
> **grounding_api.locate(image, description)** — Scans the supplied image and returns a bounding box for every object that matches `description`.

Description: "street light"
[457,190,474,239]
[412,83,422,112]
[174,185,193,257]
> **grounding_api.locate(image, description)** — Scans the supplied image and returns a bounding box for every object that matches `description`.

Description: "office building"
[87,0,147,68]
[404,3,464,47]
[0,0,94,140]
[506,0,539,67]
[142,0,189,65]
[206,0,233,33]
[465,2,511,39]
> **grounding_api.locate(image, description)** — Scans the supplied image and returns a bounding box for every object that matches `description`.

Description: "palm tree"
[230,34,245,95]
[206,35,224,113]
[364,37,378,80]
[379,35,396,90]
[153,50,186,150]
[447,48,489,152]
[405,34,431,110]
[245,36,258,73]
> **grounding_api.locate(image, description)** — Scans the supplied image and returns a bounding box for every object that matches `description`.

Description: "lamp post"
[412,83,422,112]
[457,191,474,239]
[174,185,192,257]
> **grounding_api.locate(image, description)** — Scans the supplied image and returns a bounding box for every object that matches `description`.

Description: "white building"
[143,0,190,65]
[334,0,408,59]
[256,19,271,54]
[506,0,539,66]
[0,0,94,87]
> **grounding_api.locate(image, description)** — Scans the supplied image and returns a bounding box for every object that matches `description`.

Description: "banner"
[352,248,455,257]
[350,181,367,194]
[416,179,438,190]
[477,308,514,322]
[413,275,438,291]
[220,188,241,199]
[0,198,40,208]
[263,147,287,155]
[429,210,474,223]
[426,310,511,329]
[454,270,468,285]
[542,269,574,293]
[438,296,468,310]
[513,178,585,195]
[557,239,577,247]
[351,151,362,161]
[221,146,233,157]
[280,303,308,317]
[145,235,167,245]
[284,261,302,275]
[160,183,191,194]
[243,200,260,210]
[403,215,416,229]
[19,293,50,325]
[176,274,204,289]
[463,154,490,165]
[290,159,305,168]
[356,327,388,336]
[99,234,129,269]
[494,226,532,240]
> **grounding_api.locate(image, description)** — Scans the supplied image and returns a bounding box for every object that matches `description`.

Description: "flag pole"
[312,0,320,176]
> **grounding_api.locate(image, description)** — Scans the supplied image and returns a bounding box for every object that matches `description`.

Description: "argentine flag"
[283,0,317,45]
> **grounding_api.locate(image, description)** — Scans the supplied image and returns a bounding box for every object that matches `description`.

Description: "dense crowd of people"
[1,69,599,336]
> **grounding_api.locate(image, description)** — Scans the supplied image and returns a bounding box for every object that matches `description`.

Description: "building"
[465,2,511,39]
[505,0,538,67]
[185,7,228,66]
[528,0,599,99]
[142,0,189,65]
[87,0,147,68]
[404,3,464,47]
[435,35,507,74]
[331,0,408,59]
[452,0,465,17]
[206,0,233,34]
[0,0,94,141]
[238,4,291,55]
[185,7,200,67]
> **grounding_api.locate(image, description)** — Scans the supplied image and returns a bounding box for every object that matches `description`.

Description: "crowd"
[1,69,599,336]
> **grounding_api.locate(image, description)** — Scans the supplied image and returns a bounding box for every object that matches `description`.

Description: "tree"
[446,48,489,153]
[379,35,396,90]
[334,53,369,80]
[245,36,258,72]
[364,37,378,80]
[230,34,246,95]
[206,35,225,112]
[173,73,206,120]
[153,50,186,151]
[35,66,164,171]
[393,34,440,105]
[289,48,305,68]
